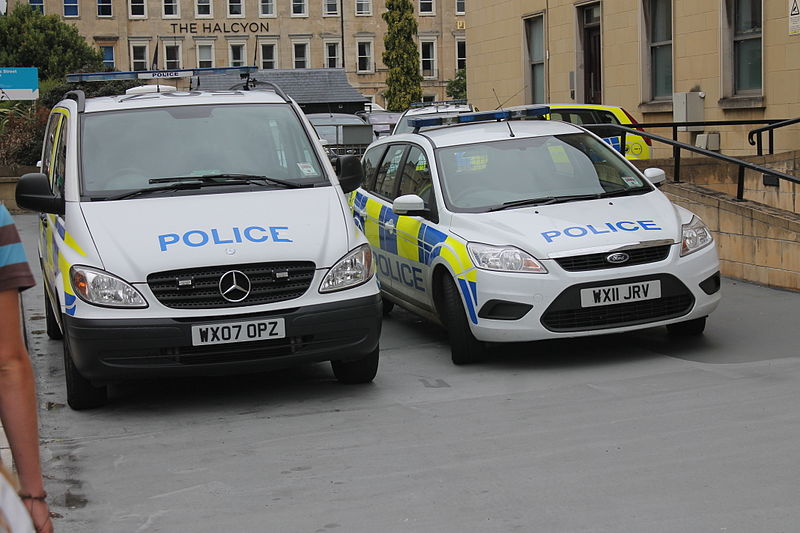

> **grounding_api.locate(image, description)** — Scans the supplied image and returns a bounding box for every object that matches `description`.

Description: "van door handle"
[354,206,366,217]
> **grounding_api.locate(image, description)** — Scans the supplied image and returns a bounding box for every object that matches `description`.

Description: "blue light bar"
[406,105,551,131]
[66,66,258,83]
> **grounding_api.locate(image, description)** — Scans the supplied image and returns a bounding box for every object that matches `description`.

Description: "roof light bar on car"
[410,99,468,108]
[408,105,550,131]
[66,66,258,83]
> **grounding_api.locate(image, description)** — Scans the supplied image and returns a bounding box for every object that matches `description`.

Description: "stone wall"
[0,166,38,213]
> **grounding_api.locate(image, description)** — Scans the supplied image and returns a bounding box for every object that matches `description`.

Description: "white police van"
[16,67,381,409]
[352,106,720,364]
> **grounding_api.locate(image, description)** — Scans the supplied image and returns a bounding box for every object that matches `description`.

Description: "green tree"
[382,0,422,112]
[446,68,466,100]
[0,4,103,81]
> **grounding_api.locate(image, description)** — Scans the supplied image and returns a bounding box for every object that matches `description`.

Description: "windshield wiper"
[150,174,309,189]
[489,194,606,211]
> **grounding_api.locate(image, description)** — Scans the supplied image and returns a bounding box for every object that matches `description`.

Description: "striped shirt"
[0,204,35,292]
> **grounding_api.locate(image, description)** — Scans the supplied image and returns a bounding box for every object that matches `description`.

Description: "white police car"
[16,67,381,409]
[352,106,720,364]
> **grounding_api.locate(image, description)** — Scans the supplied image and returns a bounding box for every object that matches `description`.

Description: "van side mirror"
[333,155,364,194]
[643,167,667,187]
[15,173,64,215]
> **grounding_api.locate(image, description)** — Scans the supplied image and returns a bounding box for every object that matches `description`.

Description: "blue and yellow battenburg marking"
[352,191,479,324]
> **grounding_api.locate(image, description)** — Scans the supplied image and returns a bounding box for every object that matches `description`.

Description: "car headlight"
[467,242,548,273]
[319,244,375,293]
[680,216,714,256]
[70,266,147,308]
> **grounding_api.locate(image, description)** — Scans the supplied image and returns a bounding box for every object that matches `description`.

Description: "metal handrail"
[583,124,800,201]
[747,117,800,156]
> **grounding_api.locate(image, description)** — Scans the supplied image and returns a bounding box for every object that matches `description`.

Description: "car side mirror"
[643,167,667,187]
[333,155,364,194]
[15,173,64,215]
[393,194,427,216]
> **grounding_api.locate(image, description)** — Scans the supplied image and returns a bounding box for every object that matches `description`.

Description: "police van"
[16,67,381,409]
[352,106,720,364]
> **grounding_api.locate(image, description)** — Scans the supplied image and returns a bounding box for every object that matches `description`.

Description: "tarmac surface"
[6,212,800,532]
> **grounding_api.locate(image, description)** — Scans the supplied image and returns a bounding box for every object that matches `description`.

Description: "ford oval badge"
[606,252,630,264]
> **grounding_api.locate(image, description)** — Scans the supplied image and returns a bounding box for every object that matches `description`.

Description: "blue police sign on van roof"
[0,67,39,101]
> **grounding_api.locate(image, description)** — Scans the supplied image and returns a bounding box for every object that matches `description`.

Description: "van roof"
[75,88,289,113]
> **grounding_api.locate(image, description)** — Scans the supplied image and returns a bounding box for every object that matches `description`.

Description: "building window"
[261,43,277,68]
[525,16,545,104]
[419,0,433,14]
[163,0,178,16]
[228,0,243,16]
[325,42,340,68]
[293,42,309,68]
[165,43,181,69]
[292,0,307,16]
[100,46,115,69]
[420,39,436,78]
[131,44,149,71]
[28,0,44,14]
[230,43,246,66]
[97,0,112,17]
[644,0,672,100]
[64,0,78,17]
[323,0,338,16]
[129,0,146,17]
[356,0,371,15]
[197,43,214,67]
[455,0,464,15]
[733,0,761,93]
[456,38,466,71]
[357,41,373,72]
[196,0,212,17]
[260,0,275,15]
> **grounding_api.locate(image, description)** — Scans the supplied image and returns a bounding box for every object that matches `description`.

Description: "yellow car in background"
[547,104,652,160]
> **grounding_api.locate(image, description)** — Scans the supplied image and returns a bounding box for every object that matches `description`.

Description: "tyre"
[381,298,395,316]
[44,286,63,340]
[439,275,485,365]
[331,346,379,384]
[666,316,706,336]
[63,334,108,410]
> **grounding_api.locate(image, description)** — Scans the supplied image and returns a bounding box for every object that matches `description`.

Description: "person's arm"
[0,289,52,533]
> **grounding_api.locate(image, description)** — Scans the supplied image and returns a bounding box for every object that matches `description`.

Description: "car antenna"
[493,88,515,138]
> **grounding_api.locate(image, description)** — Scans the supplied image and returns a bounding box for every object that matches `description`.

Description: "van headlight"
[319,244,375,293]
[70,266,148,308]
[680,216,714,256]
[467,242,548,273]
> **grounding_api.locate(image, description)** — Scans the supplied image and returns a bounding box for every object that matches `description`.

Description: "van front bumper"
[63,294,381,383]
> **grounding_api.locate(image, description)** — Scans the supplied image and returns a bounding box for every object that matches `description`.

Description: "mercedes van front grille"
[147,261,315,309]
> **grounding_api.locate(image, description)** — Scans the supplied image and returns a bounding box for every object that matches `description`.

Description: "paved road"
[10,212,800,532]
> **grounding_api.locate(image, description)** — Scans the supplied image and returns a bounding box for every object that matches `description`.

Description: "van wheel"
[667,316,706,336]
[440,275,485,365]
[382,298,395,316]
[63,334,108,410]
[331,346,379,384]
[44,287,63,340]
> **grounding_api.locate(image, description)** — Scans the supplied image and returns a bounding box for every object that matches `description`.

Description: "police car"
[16,67,381,409]
[351,106,720,364]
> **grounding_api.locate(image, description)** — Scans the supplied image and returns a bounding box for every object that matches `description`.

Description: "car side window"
[397,146,433,209]
[596,110,621,125]
[373,144,406,200]
[362,145,386,192]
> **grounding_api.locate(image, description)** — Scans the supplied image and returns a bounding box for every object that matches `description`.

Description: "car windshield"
[436,133,652,212]
[81,103,326,197]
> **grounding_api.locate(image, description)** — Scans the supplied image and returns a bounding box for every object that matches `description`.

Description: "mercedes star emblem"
[218,270,251,302]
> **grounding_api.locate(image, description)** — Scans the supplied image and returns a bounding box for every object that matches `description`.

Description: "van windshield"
[80,103,326,198]
[436,133,653,212]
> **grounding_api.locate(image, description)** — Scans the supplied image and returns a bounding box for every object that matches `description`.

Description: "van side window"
[397,146,433,209]
[362,145,386,191]
[41,114,61,186]
[53,121,68,198]
[373,144,406,200]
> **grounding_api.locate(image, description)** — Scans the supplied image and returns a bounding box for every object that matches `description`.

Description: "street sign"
[0,67,39,100]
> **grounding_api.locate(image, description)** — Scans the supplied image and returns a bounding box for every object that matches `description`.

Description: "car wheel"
[666,316,706,336]
[440,275,485,365]
[331,346,379,384]
[382,298,395,316]
[44,286,63,340]
[63,333,108,410]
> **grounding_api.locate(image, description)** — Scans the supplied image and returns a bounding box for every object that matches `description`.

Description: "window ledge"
[718,95,765,110]
[638,100,673,114]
